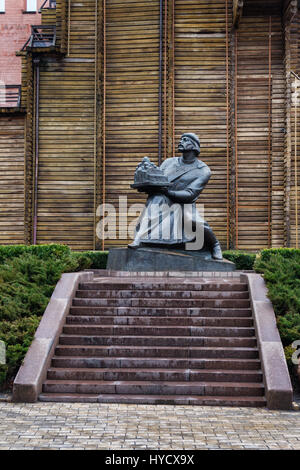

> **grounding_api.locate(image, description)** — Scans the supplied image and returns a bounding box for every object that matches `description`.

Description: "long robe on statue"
[134,156,211,246]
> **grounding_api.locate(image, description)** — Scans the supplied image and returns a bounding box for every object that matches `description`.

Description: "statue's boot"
[211,242,223,260]
[204,223,223,260]
[128,240,141,249]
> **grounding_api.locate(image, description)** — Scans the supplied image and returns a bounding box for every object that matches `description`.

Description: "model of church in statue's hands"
[131,156,170,190]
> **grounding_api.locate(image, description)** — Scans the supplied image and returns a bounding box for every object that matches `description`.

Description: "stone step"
[42,380,264,396]
[72,298,251,308]
[79,282,248,292]
[76,290,249,300]
[38,393,267,407]
[62,325,255,337]
[47,367,263,383]
[66,315,253,327]
[59,334,257,348]
[55,345,259,359]
[69,306,253,317]
[51,356,262,370]
[38,275,267,407]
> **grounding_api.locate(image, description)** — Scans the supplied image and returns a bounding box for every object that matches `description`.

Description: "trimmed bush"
[0,244,71,264]
[0,248,92,389]
[259,247,300,262]
[284,343,300,371]
[254,249,300,354]
[222,250,256,270]
[254,250,300,318]
[79,250,109,269]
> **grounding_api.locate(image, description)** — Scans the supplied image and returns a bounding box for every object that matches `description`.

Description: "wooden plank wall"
[290,12,300,248]
[0,116,25,244]
[36,0,97,249]
[172,0,232,250]
[235,11,285,250]
[15,0,296,251]
[103,0,160,248]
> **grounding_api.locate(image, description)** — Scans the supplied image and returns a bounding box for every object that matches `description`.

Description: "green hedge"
[254,248,300,367]
[1,244,300,387]
[78,250,109,269]
[0,245,93,388]
[0,244,71,264]
[222,250,256,270]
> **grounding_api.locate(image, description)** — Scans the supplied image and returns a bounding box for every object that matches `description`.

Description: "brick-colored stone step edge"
[72,299,251,308]
[42,380,265,396]
[76,289,249,297]
[65,318,254,328]
[47,367,263,382]
[79,283,248,291]
[51,357,262,370]
[54,345,260,359]
[55,344,258,350]
[43,379,264,387]
[58,336,257,348]
[47,367,262,374]
[38,393,266,407]
[69,307,253,317]
[62,325,256,337]
[89,271,244,278]
[66,315,254,324]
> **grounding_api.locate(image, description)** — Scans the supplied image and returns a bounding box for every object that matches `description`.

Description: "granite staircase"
[39,277,266,406]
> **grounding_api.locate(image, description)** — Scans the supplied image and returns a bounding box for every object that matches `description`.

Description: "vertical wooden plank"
[167,0,174,158]
[289,4,300,248]
[268,16,272,247]
[225,0,230,249]
[235,30,239,249]
[0,115,25,244]
[24,53,34,245]
[35,0,97,249]
[101,0,106,250]
[163,0,168,161]
[294,74,298,247]
[95,0,103,250]
[284,21,291,246]
[235,12,285,250]
[103,0,160,249]
[230,27,237,248]
[173,0,233,248]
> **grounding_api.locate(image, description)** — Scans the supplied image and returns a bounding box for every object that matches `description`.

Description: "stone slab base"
[107,247,236,272]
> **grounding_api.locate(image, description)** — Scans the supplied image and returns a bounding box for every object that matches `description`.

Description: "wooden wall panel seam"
[268,15,272,248]
[226,0,230,249]
[101,0,106,250]
[24,53,34,245]
[235,30,239,249]
[284,19,291,246]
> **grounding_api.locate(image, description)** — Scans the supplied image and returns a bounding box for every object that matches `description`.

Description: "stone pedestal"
[107,247,236,272]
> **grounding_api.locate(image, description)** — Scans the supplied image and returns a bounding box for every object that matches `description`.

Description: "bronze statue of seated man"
[128,132,223,261]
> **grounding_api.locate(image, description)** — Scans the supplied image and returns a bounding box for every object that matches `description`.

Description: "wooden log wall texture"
[35,0,98,249]
[24,52,34,244]
[235,12,285,250]
[41,7,57,26]
[102,0,160,248]
[0,116,25,244]
[16,0,297,251]
[290,12,300,248]
[172,0,232,250]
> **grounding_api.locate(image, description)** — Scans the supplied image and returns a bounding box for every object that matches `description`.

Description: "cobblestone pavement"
[0,402,300,450]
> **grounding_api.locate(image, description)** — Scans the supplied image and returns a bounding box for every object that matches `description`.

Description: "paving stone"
[0,402,300,449]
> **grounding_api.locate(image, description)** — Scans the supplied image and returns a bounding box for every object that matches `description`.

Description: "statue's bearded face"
[178,135,195,152]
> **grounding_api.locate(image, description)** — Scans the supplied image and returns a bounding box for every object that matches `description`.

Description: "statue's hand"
[159,186,169,195]
[142,186,169,196]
